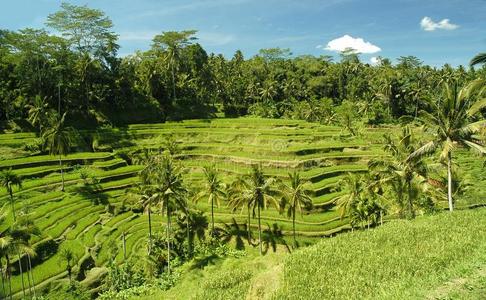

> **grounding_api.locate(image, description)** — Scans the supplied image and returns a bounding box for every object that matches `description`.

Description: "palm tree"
[58,249,75,283]
[227,178,255,244]
[279,171,313,248]
[125,184,155,253]
[0,206,12,299]
[25,95,50,135]
[335,173,364,221]
[0,169,22,221]
[152,30,197,105]
[194,165,226,236]
[369,127,428,218]
[145,154,187,274]
[470,53,486,66]
[410,79,486,211]
[43,112,72,192]
[235,165,280,255]
[10,213,39,299]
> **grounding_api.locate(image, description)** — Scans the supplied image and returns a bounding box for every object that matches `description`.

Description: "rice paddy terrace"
[0,117,483,297]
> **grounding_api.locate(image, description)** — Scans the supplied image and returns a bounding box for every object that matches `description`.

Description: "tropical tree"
[194,165,226,236]
[0,169,22,221]
[0,206,12,299]
[410,79,486,211]
[369,126,428,218]
[470,53,486,66]
[235,165,280,255]
[58,249,76,283]
[42,112,72,191]
[143,154,187,274]
[25,95,51,135]
[227,177,255,243]
[152,30,197,105]
[279,171,313,248]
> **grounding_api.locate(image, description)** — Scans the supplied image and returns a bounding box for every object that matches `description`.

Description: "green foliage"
[274,209,486,299]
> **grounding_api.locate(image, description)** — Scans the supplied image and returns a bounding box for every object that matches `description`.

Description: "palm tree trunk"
[171,62,176,102]
[247,206,251,243]
[258,205,262,255]
[166,206,171,275]
[148,203,152,254]
[59,155,64,192]
[211,197,215,237]
[0,260,6,298]
[186,208,191,258]
[17,253,25,299]
[447,152,453,212]
[8,189,15,222]
[407,180,415,219]
[292,208,296,249]
[7,255,12,300]
[27,254,35,299]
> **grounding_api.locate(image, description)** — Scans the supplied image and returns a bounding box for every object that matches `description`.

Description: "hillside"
[144,208,486,299]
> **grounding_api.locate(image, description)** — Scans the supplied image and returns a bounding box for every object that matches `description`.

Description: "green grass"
[275,208,486,299]
[140,208,486,299]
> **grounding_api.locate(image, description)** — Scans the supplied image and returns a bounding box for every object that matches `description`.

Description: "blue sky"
[1,0,486,66]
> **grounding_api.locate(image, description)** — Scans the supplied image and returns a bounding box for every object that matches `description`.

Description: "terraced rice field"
[0,117,482,296]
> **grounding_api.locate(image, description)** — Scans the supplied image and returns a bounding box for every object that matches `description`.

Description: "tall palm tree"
[10,213,39,299]
[335,173,364,221]
[470,53,486,66]
[227,177,255,244]
[410,79,486,211]
[0,206,12,299]
[145,154,186,274]
[194,165,226,236]
[42,112,72,192]
[235,165,280,255]
[279,171,313,248]
[25,95,50,135]
[58,249,75,283]
[0,169,22,221]
[125,184,155,253]
[152,30,197,105]
[369,127,428,218]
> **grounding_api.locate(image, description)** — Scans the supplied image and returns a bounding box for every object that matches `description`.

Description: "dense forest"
[1,3,485,131]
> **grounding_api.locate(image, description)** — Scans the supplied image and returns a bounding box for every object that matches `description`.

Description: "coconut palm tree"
[25,95,50,135]
[9,213,39,299]
[335,173,364,221]
[410,79,486,211]
[279,171,313,248]
[194,165,226,236]
[369,126,428,218]
[227,177,255,244]
[470,53,486,66]
[152,30,197,104]
[42,112,72,192]
[0,206,12,299]
[58,249,75,283]
[234,165,280,255]
[0,169,22,221]
[145,154,187,274]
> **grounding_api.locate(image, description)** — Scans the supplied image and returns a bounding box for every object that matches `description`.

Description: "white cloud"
[316,44,323,49]
[420,17,459,31]
[324,35,381,54]
[370,56,380,65]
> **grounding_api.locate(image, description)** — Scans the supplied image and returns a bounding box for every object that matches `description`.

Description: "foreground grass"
[275,208,486,300]
[139,208,486,299]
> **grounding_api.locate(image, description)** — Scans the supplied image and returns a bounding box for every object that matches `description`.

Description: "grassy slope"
[143,208,486,299]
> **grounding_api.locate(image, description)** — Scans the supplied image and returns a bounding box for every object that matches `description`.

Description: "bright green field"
[0,117,484,298]
[142,208,486,299]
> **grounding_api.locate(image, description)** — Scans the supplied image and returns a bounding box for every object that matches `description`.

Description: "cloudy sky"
[1,0,486,66]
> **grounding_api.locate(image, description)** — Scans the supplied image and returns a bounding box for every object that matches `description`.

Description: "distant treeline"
[0,3,485,130]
